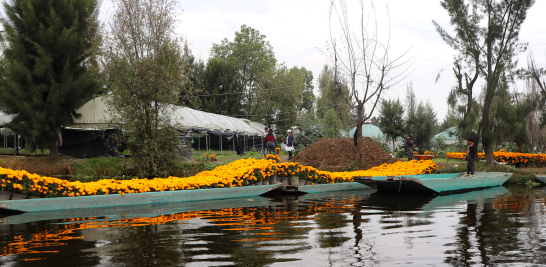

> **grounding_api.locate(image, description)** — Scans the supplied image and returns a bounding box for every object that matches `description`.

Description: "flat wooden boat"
[353,172,512,195]
[359,186,510,211]
[535,174,546,184]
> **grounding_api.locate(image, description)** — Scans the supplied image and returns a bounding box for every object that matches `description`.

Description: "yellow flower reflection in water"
[0,195,364,258]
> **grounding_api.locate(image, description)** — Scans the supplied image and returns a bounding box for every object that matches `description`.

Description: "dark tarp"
[185,128,263,155]
[0,133,18,148]
[59,128,119,158]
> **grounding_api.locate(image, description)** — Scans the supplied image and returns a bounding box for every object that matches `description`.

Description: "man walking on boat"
[465,138,478,177]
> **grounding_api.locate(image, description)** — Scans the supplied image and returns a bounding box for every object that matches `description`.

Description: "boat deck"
[354,172,512,195]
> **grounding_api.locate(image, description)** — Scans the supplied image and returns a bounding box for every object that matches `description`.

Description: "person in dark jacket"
[406,134,414,161]
[264,130,276,155]
[286,129,294,159]
[465,138,478,177]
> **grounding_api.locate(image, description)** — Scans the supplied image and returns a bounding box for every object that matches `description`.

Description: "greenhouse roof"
[348,124,387,139]
[433,126,459,140]
[73,96,266,135]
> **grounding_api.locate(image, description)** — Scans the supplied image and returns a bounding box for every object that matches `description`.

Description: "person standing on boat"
[406,134,414,161]
[465,138,478,177]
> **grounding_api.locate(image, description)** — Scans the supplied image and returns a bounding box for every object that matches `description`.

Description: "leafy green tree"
[406,101,438,154]
[254,64,307,131]
[179,41,205,109]
[211,25,277,117]
[0,0,100,160]
[296,67,315,112]
[104,0,189,178]
[490,76,537,152]
[434,0,535,166]
[200,58,243,115]
[314,65,352,138]
[378,98,405,153]
[439,107,460,132]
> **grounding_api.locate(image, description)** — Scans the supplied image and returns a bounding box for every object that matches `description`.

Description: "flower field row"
[0,158,437,198]
[446,150,546,165]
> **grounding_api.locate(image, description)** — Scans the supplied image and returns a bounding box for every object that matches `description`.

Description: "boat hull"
[535,175,546,185]
[354,172,512,195]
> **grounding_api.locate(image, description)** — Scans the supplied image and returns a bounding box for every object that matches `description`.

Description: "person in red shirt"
[264,130,276,155]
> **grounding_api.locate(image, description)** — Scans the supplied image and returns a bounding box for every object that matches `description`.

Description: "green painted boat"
[534,174,546,185]
[0,184,283,213]
[360,186,510,211]
[271,182,370,194]
[0,182,371,214]
[353,172,512,195]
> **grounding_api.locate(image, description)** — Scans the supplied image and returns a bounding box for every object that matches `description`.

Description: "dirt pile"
[0,156,73,176]
[289,137,399,171]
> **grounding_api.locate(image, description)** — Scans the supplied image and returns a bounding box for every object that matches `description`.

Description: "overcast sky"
[103,0,545,121]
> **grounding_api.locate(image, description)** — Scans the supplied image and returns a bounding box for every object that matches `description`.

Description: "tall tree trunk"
[484,143,494,167]
[517,136,524,153]
[357,103,364,168]
[392,138,395,154]
[49,143,60,161]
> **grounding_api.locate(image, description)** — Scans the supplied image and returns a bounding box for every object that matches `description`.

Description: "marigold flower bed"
[0,157,437,198]
[446,150,546,165]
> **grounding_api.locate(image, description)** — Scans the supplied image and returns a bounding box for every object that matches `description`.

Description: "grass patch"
[71,157,129,179]
[0,148,50,155]
[433,158,465,164]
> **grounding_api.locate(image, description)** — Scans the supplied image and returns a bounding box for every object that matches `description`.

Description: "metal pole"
[14,134,16,156]
[252,134,255,151]
[220,135,222,155]
[206,134,208,153]
[233,135,235,153]
[198,134,200,151]
[244,134,246,152]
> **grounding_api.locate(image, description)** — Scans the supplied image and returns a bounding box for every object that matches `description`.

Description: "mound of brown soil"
[289,137,399,171]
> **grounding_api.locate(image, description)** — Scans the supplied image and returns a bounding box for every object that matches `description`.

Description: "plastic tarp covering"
[59,128,119,158]
[170,106,264,135]
[0,111,14,127]
[73,96,267,135]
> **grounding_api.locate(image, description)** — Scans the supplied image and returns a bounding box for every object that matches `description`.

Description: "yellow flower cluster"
[0,158,437,198]
[204,153,217,161]
[446,150,546,164]
[265,154,280,162]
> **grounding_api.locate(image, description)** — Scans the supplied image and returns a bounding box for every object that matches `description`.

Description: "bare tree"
[528,52,546,97]
[526,52,546,152]
[325,0,410,167]
[434,0,535,167]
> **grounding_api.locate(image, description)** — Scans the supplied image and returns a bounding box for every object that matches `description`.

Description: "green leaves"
[378,98,405,153]
[104,0,185,178]
[0,0,100,158]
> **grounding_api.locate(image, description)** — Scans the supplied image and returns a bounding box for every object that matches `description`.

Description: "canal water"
[0,185,545,266]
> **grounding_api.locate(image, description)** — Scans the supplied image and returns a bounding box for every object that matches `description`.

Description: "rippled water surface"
[1,185,546,266]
